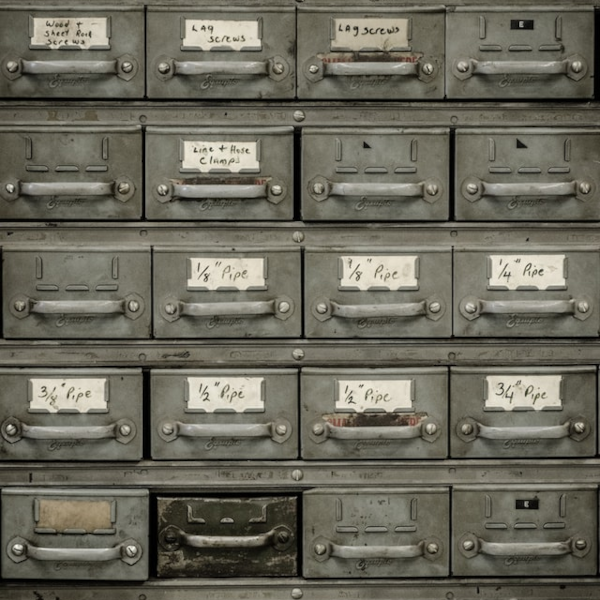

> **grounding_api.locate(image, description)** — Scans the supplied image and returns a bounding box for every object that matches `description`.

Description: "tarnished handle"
[7,537,142,565]
[459,534,590,559]
[461,178,592,203]
[1,179,135,203]
[158,418,292,444]
[309,177,442,204]
[1,417,136,445]
[453,54,587,81]
[459,296,592,321]
[156,181,285,205]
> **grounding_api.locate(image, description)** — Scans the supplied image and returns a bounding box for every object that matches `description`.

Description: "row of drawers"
[1,485,598,580]
[3,125,600,222]
[3,246,599,339]
[0,6,595,101]
[0,365,596,461]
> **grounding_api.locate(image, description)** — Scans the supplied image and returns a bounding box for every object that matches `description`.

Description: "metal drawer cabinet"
[147,5,295,99]
[305,247,452,338]
[151,368,298,460]
[3,246,152,339]
[1,488,149,580]
[303,488,450,578]
[446,7,594,99]
[301,367,447,460]
[153,247,301,339]
[0,368,143,461]
[454,247,600,337]
[0,125,142,220]
[0,6,144,98]
[453,485,598,576]
[450,366,597,459]
[145,126,293,221]
[301,128,450,222]
[297,6,444,100]
[157,495,298,577]
[455,128,600,221]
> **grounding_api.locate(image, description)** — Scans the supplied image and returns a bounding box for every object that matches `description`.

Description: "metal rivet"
[128,300,140,313]
[5,183,16,194]
[429,301,442,314]
[11,544,25,556]
[425,183,439,196]
[422,63,434,76]
[462,540,475,551]
[291,469,303,481]
[575,539,587,550]
[574,421,587,434]
[271,184,283,196]
[312,423,325,436]
[293,110,306,122]
[162,423,175,435]
[292,348,305,361]
[157,184,169,196]
[119,424,132,436]
[125,545,138,558]
[13,301,26,313]
[464,302,477,314]
[291,589,303,600]
[278,301,291,314]
[456,61,470,73]
[164,303,177,315]
[571,60,583,74]
[308,64,320,74]
[316,302,329,314]
[117,182,131,195]
[292,231,305,244]
[6,61,19,74]
[466,182,479,195]
[5,424,17,436]
[426,543,439,554]
[314,543,327,555]
[312,182,326,195]
[577,301,590,314]
[425,423,438,435]
[579,182,592,195]
[275,424,288,436]
[121,61,134,74]
[461,423,474,436]
[272,62,285,75]
[158,62,171,75]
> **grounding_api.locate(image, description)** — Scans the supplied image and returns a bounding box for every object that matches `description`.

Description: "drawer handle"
[459,534,590,559]
[155,56,290,81]
[459,296,592,322]
[461,178,592,203]
[310,418,440,444]
[156,181,285,205]
[159,524,294,552]
[7,537,143,565]
[158,418,292,444]
[10,294,145,321]
[1,178,135,203]
[312,297,445,322]
[2,55,138,81]
[452,54,587,81]
[1,417,136,445]
[161,296,294,322]
[456,417,590,443]
[309,177,442,204]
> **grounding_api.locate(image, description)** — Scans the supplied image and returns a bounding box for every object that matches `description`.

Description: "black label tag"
[516,499,539,510]
[511,20,535,30]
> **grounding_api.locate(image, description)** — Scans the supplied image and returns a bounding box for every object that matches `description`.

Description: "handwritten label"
[336,379,413,412]
[485,375,563,411]
[182,19,262,51]
[181,140,260,173]
[29,378,108,413]
[331,18,409,52]
[186,377,265,412]
[488,254,567,290]
[187,257,266,290]
[30,17,110,50]
[339,255,419,290]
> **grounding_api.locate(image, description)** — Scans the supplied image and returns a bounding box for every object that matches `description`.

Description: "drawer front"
[301,367,447,460]
[454,248,600,337]
[0,7,144,98]
[146,126,293,221]
[2,488,149,580]
[157,496,298,577]
[147,7,295,99]
[301,128,450,222]
[446,8,594,99]
[0,126,142,220]
[3,248,152,339]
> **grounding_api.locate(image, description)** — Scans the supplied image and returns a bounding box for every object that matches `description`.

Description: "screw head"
[128,300,140,313]
[425,183,439,196]
[162,423,175,435]
[462,540,475,551]
[293,110,306,122]
[5,183,16,194]
[11,543,25,556]
[574,421,587,434]
[575,539,587,550]
[5,423,17,436]
[157,184,170,196]
[158,62,171,75]
[312,182,326,195]
[292,231,305,244]
[461,423,474,436]
[577,301,590,314]
[456,61,470,73]
[291,589,303,600]
[121,61,134,74]
[464,302,478,314]
[272,62,285,75]
[309,64,320,74]
[429,301,442,314]
[426,542,439,554]
[579,182,592,195]
[278,301,291,314]
[422,63,434,76]
[125,545,138,558]
[314,543,327,556]
[571,60,583,74]
[271,184,283,196]
[291,469,304,481]
[312,423,325,436]
[275,424,288,436]
[13,300,26,313]
[424,423,438,436]
[6,61,19,74]
[292,348,305,361]
[466,182,479,195]
[316,302,329,315]
[119,424,132,436]
[164,303,177,316]
[117,182,131,195]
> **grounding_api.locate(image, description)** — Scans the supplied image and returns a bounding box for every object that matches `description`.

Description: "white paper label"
[30,17,110,50]
[339,255,419,290]
[181,141,260,173]
[485,375,563,411]
[186,377,265,412]
[29,378,108,413]
[336,379,413,412]
[331,18,410,51]
[182,19,262,51]
[488,254,567,290]
[187,257,266,290]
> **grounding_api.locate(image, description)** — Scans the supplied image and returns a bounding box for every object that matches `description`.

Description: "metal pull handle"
[10,294,144,321]
[457,417,590,443]
[3,55,138,81]
[459,534,590,559]
[453,54,587,81]
[461,178,593,203]
[2,179,135,203]
[159,418,292,444]
[312,297,445,322]
[459,296,592,321]
[159,525,294,552]
[161,296,294,322]
[1,417,136,445]
[309,177,442,204]
[156,180,285,205]
[310,418,440,444]
[7,537,143,565]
